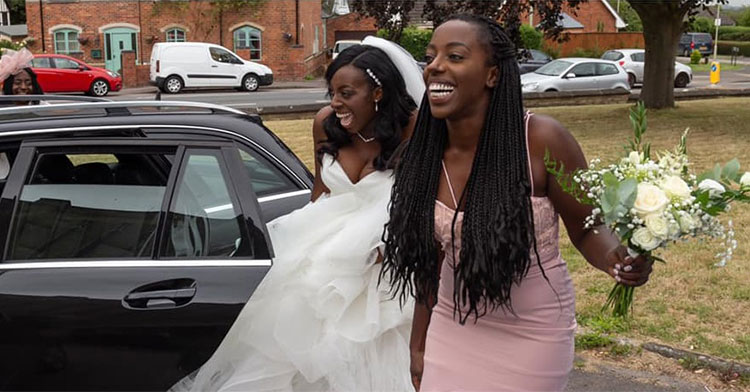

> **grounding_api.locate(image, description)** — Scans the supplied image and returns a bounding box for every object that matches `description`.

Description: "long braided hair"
[317,44,417,171]
[382,14,543,324]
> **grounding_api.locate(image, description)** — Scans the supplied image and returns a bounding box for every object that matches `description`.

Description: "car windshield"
[535,60,572,76]
[337,42,358,52]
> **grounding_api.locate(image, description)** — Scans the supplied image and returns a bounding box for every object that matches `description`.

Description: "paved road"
[567,364,708,392]
[108,87,329,110]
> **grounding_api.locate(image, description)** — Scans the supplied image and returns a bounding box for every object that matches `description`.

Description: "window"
[596,63,619,76]
[209,47,242,64]
[31,57,53,68]
[233,26,261,60]
[7,151,174,260]
[54,29,80,54]
[569,63,596,77]
[166,28,186,43]
[238,148,298,197]
[630,52,645,62]
[54,57,82,70]
[164,151,247,258]
[601,51,624,61]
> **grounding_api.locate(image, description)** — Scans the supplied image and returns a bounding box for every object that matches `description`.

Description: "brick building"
[24,0,328,81]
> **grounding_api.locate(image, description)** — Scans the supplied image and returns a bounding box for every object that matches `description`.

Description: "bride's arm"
[311,107,332,201]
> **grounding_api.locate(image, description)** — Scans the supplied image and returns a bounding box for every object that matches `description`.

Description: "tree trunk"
[630,3,686,109]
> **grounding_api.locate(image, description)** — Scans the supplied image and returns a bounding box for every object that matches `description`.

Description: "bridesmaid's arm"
[311,106,332,201]
[410,300,432,391]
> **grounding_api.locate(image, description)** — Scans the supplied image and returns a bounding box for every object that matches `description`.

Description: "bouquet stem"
[604,282,635,317]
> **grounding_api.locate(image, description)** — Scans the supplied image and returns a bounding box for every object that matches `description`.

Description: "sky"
[726,0,750,8]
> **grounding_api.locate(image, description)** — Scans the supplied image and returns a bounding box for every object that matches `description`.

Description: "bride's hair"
[382,14,543,324]
[317,44,417,171]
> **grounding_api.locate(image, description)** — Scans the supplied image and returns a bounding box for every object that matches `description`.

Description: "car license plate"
[700,46,708,51]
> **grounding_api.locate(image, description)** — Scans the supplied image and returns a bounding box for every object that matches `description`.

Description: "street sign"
[715,18,722,26]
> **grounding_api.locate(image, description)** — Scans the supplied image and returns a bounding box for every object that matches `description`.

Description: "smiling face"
[423,20,498,120]
[329,65,382,135]
[12,69,33,96]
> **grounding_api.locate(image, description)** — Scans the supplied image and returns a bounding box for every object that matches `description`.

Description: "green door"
[105,28,138,74]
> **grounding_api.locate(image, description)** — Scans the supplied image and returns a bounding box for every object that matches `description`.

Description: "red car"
[31,54,122,97]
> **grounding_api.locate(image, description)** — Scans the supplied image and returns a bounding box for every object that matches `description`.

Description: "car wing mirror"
[565,73,576,79]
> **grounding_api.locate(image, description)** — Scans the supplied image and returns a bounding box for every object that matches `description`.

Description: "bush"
[718,26,750,41]
[519,24,543,50]
[689,16,714,33]
[376,27,432,62]
[542,43,561,59]
[570,46,605,58]
[690,49,703,64]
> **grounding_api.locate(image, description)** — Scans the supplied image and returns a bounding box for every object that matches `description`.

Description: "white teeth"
[429,83,454,92]
[336,112,352,119]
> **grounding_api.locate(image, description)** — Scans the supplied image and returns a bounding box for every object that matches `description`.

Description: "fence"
[545,32,645,58]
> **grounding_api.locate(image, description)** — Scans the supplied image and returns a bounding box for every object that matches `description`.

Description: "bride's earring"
[375,100,379,112]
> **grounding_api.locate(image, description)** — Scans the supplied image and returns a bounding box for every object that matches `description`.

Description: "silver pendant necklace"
[357,132,375,143]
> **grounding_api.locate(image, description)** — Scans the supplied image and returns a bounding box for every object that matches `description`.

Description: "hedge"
[377,28,432,62]
[717,41,750,57]
[718,26,750,42]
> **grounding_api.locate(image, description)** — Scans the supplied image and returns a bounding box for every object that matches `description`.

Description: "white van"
[332,40,361,60]
[149,42,273,94]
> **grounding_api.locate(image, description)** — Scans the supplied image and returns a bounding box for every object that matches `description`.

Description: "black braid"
[382,14,546,323]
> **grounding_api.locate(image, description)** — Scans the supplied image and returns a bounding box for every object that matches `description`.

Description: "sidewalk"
[117,78,326,96]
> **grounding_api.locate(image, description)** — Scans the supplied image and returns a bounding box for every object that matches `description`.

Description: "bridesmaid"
[382,14,654,391]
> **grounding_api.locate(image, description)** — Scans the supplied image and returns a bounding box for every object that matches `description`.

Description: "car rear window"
[602,51,623,61]
[693,33,712,43]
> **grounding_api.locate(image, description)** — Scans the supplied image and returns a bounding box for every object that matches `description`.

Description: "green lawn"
[688,62,744,72]
[265,98,750,366]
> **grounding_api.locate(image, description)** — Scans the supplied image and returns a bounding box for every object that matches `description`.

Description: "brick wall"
[25,0,326,82]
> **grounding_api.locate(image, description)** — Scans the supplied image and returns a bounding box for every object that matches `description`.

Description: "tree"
[607,0,643,31]
[348,0,416,42]
[422,0,586,51]
[627,0,727,109]
[8,0,25,24]
[688,16,714,33]
[738,7,750,27]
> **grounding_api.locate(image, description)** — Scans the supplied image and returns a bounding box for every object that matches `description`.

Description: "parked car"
[520,58,630,93]
[149,42,274,94]
[0,98,313,391]
[601,49,692,88]
[30,54,122,97]
[518,49,552,74]
[677,32,713,58]
[331,39,361,60]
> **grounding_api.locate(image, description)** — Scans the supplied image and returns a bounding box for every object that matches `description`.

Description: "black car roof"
[0,99,313,186]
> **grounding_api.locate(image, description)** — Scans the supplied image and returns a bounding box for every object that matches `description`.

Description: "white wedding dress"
[172,153,414,392]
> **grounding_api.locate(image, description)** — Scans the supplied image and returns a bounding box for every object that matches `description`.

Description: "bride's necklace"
[357,131,375,143]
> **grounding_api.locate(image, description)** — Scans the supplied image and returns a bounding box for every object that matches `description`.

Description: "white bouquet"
[546,102,750,317]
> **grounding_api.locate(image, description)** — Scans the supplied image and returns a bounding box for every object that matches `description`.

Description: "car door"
[562,62,599,91]
[51,57,93,93]
[629,52,645,83]
[0,138,272,391]
[208,47,242,88]
[595,62,626,90]
[30,57,59,93]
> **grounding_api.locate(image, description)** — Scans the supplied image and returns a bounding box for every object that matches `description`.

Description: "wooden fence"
[545,32,645,57]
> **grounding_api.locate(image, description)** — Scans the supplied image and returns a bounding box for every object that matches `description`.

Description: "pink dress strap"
[525,110,535,196]
[440,160,459,210]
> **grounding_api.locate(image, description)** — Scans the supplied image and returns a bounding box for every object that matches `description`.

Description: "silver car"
[602,49,692,88]
[521,58,630,93]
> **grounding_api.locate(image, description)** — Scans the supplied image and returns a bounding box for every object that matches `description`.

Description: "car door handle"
[211,65,218,68]
[123,280,197,310]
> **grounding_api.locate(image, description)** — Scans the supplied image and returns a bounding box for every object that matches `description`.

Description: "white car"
[332,40,361,60]
[149,42,273,94]
[520,58,630,93]
[602,49,692,88]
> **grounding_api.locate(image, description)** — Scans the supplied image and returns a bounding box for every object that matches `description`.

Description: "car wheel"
[627,73,636,89]
[88,79,110,97]
[674,72,689,88]
[242,74,259,92]
[164,75,183,94]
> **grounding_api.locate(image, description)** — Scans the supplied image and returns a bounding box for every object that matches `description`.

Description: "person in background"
[1,48,44,105]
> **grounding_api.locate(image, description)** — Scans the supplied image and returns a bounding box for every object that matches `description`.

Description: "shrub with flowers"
[546,102,750,317]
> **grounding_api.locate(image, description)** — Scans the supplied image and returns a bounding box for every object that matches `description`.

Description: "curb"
[642,342,750,378]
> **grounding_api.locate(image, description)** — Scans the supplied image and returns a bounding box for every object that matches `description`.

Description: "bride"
[170,36,425,392]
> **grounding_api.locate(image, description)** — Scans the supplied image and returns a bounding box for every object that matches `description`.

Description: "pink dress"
[420,116,577,392]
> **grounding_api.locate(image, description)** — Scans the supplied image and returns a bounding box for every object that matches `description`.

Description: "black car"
[0,98,313,391]
[518,49,552,74]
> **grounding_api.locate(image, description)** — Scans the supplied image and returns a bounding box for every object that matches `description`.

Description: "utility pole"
[617,0,620,14]
[714,4,721,60]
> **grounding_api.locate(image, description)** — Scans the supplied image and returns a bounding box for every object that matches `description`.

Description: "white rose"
[678,212,696,233]
[633,183,669,218]
[644,214,669,239]
[740,172,750,188]
[668,219,681,239]
[628,151,642,165]
[631,227,661,251]
[660,175,691,200]
[698,179,726,198]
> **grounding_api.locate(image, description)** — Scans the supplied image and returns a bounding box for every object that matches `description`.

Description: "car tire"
[164,75,183,94]
[627,73,636,89]
[674,72,689,88]
[89,79,110,97]
[242,74,259,92]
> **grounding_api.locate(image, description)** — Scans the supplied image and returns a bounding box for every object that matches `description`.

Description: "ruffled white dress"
[173,154,414,392]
